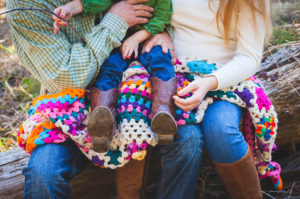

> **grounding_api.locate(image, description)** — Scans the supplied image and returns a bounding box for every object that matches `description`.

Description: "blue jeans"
[96,45,174,91]
[23,140,89,199]
[156,100,249,199]
[23,101,248,198]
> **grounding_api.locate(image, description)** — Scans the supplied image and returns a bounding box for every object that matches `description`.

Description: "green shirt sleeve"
[83,0,112,14]
[143,0,172,36]
[6,0,128,93]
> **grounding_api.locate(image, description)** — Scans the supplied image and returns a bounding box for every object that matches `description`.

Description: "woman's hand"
[142,31,177,64]
[173,76,218,111]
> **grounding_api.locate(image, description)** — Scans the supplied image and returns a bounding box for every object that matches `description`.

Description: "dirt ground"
[0,0,30,151]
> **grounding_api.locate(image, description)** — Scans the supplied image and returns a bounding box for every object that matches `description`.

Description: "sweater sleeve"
[212,5,268,90]
[143,0,172,36]
[83,0,112,14]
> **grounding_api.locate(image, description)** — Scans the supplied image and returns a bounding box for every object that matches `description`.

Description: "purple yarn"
[234,89,254,107]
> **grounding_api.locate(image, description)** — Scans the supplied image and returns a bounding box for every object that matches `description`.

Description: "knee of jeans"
[202,115,248,163]
[23,164,64,187]
[202,109,237,140]
[141,46,172,63]
[174,125,203,153]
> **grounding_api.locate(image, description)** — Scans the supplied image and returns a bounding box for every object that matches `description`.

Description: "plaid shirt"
[7,0,128,93]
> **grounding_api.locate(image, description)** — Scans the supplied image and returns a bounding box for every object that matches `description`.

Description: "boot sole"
[151,112,177,145]
[87,106,113,152]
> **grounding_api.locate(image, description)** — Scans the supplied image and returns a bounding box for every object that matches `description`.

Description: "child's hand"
[52,5,72,35]
[121,36,140,59]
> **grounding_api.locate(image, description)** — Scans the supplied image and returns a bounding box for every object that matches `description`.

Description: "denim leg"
[156,124,203,199]
[201,100,248,164]
[96,49,131,91]
[139,46,174,81]
[23,140,89,199]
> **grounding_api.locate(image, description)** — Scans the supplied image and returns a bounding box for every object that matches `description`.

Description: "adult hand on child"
[109,0,153,28]
[142,31,177,64]
[52,5,72,35]
[173,76,218,112]
[121,37,139,59]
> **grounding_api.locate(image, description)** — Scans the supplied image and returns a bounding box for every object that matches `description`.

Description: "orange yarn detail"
[32,89,85,106]
[136,80,143,86]
[126,80,133,86]
[26,120,56,153]
[144,81,151,88]
[18,123,25,144]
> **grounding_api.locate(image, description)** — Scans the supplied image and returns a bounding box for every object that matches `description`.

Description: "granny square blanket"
[18,57,282,190]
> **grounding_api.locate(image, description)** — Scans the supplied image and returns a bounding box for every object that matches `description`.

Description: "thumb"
[178,81,198,96]
[52,7,62,21]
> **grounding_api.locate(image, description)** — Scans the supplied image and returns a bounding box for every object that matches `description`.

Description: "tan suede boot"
[87,87,118,152]
[150,77,177,144]
[116,158,148,199]
[213,148,263,199]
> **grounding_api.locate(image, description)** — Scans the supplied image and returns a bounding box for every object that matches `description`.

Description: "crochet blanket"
[18,58,282,190]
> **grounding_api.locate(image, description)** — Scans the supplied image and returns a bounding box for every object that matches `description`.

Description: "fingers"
[142,38,156,53]
[53,21,61,35]
[160,42,169,54]
[52,7,62,21]
[128,0,149,5]
[127,48,134,59]
[134,17,148,25]
[173,95,201,112]
[134,10,152,18]
[171,49,177,64]
[122,46,127,60]
[60,8,68,18]
[134,48,138,59]
[178,82,198,96]
[132,4,153,12]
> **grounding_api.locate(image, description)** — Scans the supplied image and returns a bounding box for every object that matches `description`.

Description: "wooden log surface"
[257,43,300,149]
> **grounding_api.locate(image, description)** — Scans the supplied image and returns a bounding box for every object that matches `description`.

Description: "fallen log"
[1,43,300,198]
[257,43,300,150]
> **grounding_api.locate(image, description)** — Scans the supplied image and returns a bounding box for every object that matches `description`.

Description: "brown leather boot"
[87,87,118,152]
[213,147,263,199]
[116,158,148,199]
[150,77,177,144]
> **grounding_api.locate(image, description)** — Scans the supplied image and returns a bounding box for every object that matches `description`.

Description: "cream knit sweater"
[171,0,267,90]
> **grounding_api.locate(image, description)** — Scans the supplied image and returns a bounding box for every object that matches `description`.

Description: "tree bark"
[256,43,300,150]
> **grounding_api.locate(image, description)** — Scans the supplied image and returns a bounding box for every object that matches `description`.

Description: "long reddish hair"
[210,0,272,48]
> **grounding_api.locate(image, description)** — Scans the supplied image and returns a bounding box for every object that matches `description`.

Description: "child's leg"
[96,48,130,91]
[88,49,130,152]
[139,45,175,81]
[138,46,177,142]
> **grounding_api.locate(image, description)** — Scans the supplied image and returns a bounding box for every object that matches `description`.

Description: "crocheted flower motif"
[126,142,148,160]
[175,73,198,125]
[187,60,217,74]
[255,87,272,110]
[258,161,282,190]
[117,74,152,125]
[234,88,254,107]
[256,116,275,141]
[92,155,105,168]
[106,148,122,165]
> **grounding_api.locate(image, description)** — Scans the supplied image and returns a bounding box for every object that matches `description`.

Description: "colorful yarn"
[172,57,281,190]
[18,58,281,189]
